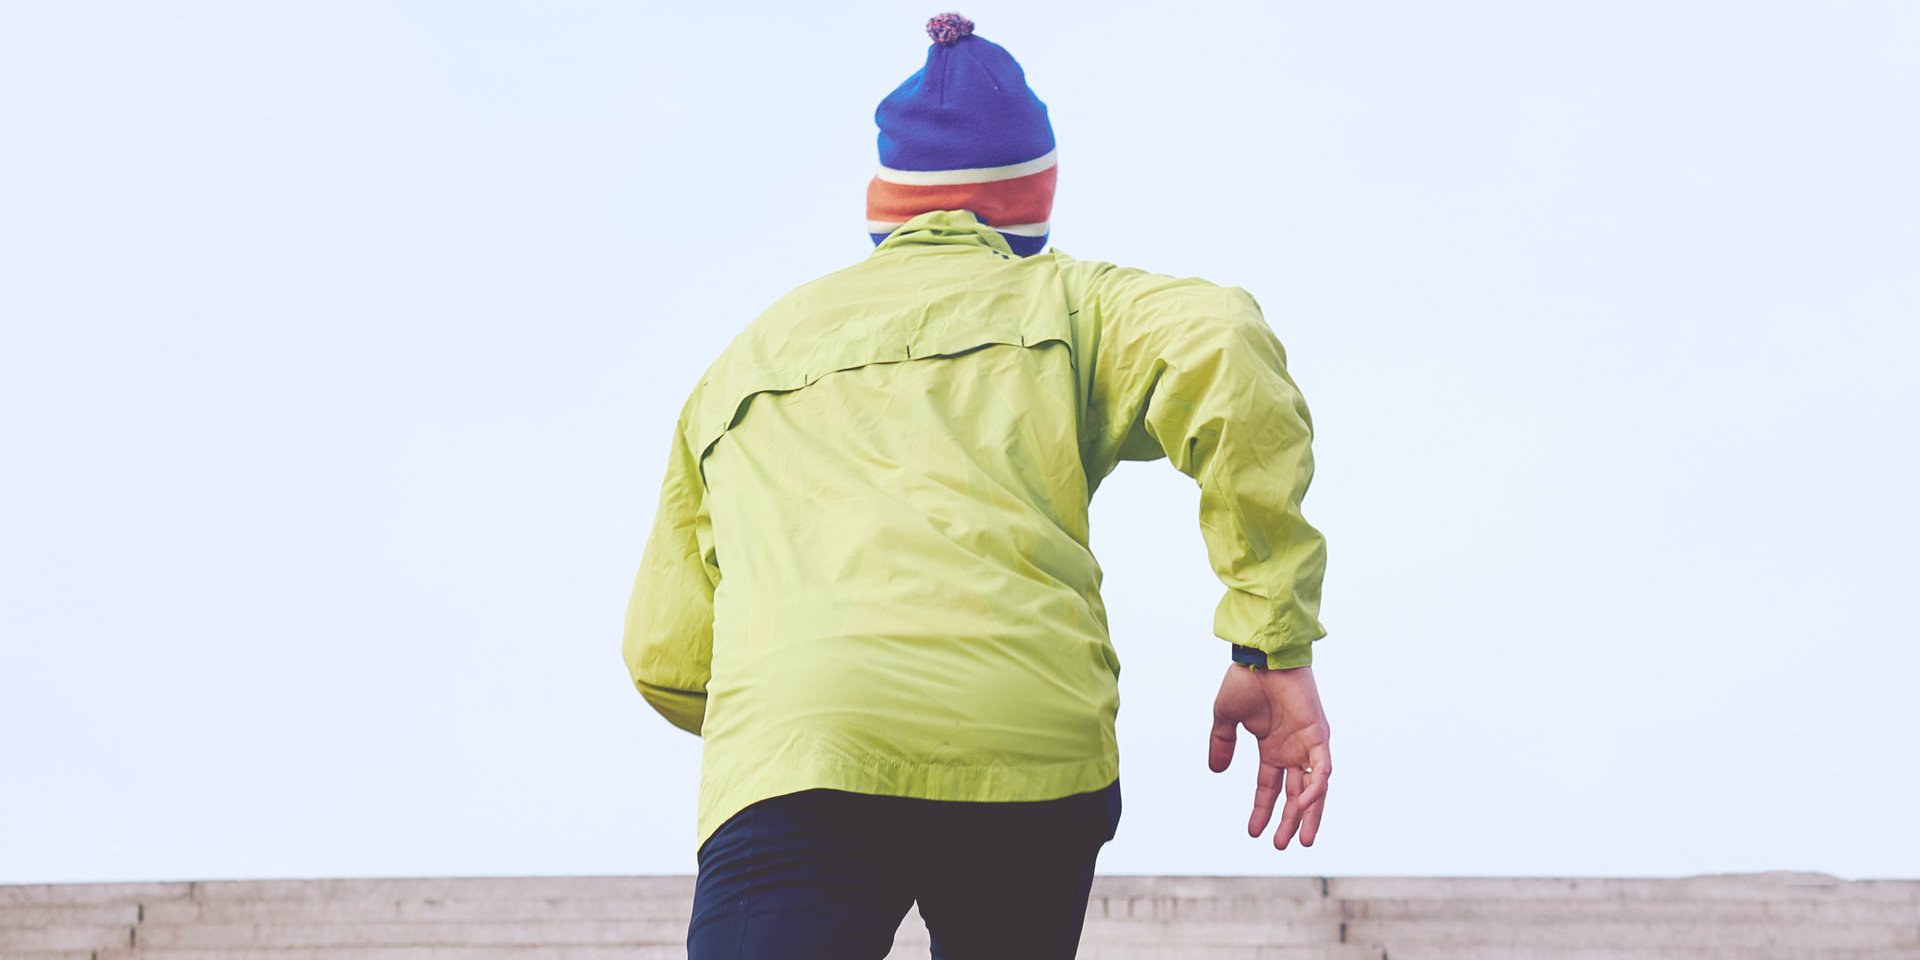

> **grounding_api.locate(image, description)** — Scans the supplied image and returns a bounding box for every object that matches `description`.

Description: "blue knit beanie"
[867,13,1057,256]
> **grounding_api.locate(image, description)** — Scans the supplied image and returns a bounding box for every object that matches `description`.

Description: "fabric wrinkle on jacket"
[624,209,1327,847]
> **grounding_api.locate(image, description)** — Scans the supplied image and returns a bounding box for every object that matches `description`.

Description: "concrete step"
[186,876,695,903]
[1076,949,1385,960]
[124,893,1916,928]
[1347,917,1920,950]
[140,896,697,924]
[0,922,135,951]
[1342,896,1920,924]
[99,949,688,960]
[131,916,1351,949]
[127,892,1340,927]
[15,874,1917,905]
[1095,896,1336,923]
[0,901,143,925]
[1091,877,1327,899]
[0,882,192,906]
[1329,874,1920,903]
[893,947,1385,960]
[1374,948,1920,960]
[143,896,1339,926]
[133,919,687,949]
[97,947,1387,960]
[1080,918,1341,944]
[12,873,1920,960]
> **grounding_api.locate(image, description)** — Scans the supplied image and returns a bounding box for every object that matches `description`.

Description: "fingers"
[1208,717,1238,773]
[1297,745,1333,847]
[1267,743,1332,849]
[1248,758,1283,837]
[1273,757,1306,849]
[1300,788,1327,846]
[1292,744,1332,812]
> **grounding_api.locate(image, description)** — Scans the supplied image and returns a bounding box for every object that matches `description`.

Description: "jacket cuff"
[1232,643,1313,670]
[1259,644,1314,670]
[1218,597,1326,670]
[1233,625,1317,670]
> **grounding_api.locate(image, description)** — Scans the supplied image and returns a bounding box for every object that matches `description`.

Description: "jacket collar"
[870,209,1017,258]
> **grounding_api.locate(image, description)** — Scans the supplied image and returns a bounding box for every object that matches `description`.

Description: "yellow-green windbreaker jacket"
[624,209,1326,846]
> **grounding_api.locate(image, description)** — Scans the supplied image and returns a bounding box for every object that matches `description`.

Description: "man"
[623,13,1332,959]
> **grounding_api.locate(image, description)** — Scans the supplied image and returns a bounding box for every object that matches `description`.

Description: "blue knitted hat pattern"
[868,13,1057,256]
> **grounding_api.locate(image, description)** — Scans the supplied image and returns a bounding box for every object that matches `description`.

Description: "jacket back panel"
[687,242,1123,843]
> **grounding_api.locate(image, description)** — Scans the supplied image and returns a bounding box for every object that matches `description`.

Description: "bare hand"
[1208,663,1331,849]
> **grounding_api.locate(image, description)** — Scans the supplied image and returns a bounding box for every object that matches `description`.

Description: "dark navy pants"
[688,779,1121,960]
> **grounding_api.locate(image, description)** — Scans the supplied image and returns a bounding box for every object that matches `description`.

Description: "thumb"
[1208,715,1238,773]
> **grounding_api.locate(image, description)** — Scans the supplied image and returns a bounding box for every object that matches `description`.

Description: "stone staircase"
[2,873,1915,959]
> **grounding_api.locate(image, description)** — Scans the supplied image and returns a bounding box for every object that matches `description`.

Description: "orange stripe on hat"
[866,165,1057,229]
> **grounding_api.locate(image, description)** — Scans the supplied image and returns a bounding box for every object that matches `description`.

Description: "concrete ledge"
[6,873,1914,959]
[1328,872,1920,902]
[0,903,142,926]
[0,883,190,906]
[185,876,694,903]
[1373,949,1920,960]
[0,922,134,951]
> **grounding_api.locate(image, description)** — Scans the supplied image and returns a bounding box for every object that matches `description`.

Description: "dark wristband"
[1231,644,1270,670]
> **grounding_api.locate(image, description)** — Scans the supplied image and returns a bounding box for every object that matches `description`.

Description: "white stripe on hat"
[867,219,1049,237]
[992,221,1050,237]
[874,149,1058,186]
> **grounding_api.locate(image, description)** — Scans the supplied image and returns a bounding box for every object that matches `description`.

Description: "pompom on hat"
[867,13,1056,256]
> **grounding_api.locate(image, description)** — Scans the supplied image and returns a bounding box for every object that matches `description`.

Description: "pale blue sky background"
[2,1,1916,883]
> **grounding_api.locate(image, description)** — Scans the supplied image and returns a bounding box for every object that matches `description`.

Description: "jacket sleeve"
[621,408,719,734]
[1062,257,1328,668]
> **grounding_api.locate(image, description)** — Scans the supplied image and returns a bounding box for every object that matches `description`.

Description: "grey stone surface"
[1095,895,1335,922]
[1349,917,1918,949]
[0,921,134,951]
[186,876,694,903]
[1377,949,1920,960]
[1091,877,1326,899]
[98,950,687,960]
[7,873,1917,959]
[1341,897,1920,923]
[138,895,696,925]
[0,883,189,906]
[133,919,688,949]
[1073,949,1384,960]
[1329,872,1920,902]
[0,903,141,926]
